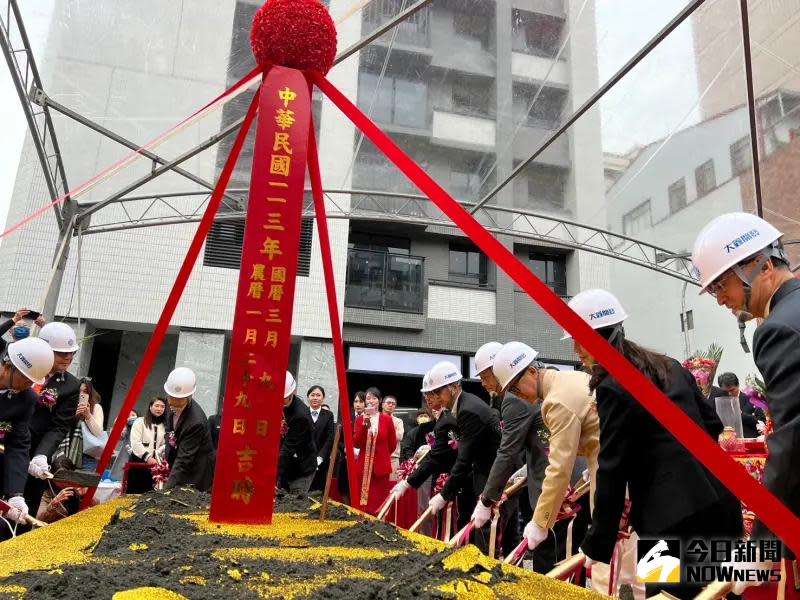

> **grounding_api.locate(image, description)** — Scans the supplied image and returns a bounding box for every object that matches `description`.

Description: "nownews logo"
[636,538,782,585]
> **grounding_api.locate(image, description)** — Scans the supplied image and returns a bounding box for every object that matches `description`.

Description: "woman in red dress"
[354,387,397,515]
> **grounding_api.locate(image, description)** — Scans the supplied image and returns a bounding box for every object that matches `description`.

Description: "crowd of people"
[0,211,797,599]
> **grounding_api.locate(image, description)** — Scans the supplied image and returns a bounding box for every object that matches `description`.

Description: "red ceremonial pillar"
[210,66,310,524]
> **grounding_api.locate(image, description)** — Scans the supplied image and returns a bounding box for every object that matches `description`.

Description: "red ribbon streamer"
[1,67,262,241]
[81,87,262,509]
[304,79,360,508]
[312,72,800,555]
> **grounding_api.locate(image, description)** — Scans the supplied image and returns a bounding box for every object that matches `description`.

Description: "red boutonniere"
[38,388,58,410]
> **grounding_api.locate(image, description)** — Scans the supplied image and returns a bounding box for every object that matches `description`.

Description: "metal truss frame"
[10,0,767,311]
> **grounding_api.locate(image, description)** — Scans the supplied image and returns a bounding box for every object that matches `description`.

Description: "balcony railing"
[345,249,425,314]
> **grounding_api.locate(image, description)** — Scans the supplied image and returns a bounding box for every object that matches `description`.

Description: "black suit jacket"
[407,410,458,489]
[751,278,800,551]
[400,420,435,462]
[440,391,501,501]
[279,395,317,482]
[0,389,37,496]
[311,408,334,463]
[29,371,79,459]
[708,386,761,438]
[582,360,742,563]
[165,400,215,492]
[207,413,222,451]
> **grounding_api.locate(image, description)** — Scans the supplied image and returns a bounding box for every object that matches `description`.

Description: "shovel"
[0,498,47,528]
[48,468,102,487]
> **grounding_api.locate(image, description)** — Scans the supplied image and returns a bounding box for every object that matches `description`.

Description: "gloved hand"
[413,444,430,461]
[428,493,447,514]
[523,521,548,550]
[510,465,527,484]
[470,500,493,528]
[28,455,50,479]
[316,456,323,467]
[389,480,410,499]
[4,496,28,523]
[579,548,594,569]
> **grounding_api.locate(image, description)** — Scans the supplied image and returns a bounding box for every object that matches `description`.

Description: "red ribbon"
[312,71,800,555]
[81,86,261,509]
[209,66,310,523]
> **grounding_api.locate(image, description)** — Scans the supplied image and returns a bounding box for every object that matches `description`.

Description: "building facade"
[0,0,608,423]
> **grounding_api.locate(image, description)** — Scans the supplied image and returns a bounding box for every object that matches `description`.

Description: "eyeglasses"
[706,269,736,297]
[507,369,528,397]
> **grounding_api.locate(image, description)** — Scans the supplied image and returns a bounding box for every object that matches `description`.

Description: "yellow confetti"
[128,543,149,552]
[214,546,406,563]
[112,588,188,600]
[47,569,63,576]
[179,575,206,586]
[227,569,243,581]
[436,579,497,599]
[178,513,355,539]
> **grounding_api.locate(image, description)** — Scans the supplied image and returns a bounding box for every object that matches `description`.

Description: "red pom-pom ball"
[251,0,337,74]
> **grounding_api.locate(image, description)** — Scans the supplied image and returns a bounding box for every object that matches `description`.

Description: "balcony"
[511,52,569,87]
[431,110,495,151]
[345,249,425,314]
[363,0,431,48]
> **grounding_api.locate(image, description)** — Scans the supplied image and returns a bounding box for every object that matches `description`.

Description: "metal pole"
[739,0,764,218]
[38,214,77,321]
[469,0,709,215]
[37,90,246,210]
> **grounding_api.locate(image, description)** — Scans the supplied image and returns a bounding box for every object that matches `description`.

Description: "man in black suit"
[419,362,501,532]
[163,367,215,492]
[279,372,317,494]
[308,386,334,492]
[710,372,761,438]
[0,338,54,527]
[692,213,800,595]
[25,322,82,512]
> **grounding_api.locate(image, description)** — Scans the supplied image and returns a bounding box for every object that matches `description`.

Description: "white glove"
[389,480,410,499]
[471,500,493,528]
[28,455,50,479]
[524,521,548,550]
[510,465,527,484]
[725,560,774,595]
[413,444,430,461]
[428,493,447,514]
[4,496,29,523]
[580,548,594,569]
[316,456,323,467]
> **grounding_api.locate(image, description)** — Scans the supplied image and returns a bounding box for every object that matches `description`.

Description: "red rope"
[81,83,262,509]
[312,71,800,555]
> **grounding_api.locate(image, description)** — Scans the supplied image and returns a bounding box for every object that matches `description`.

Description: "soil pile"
[0,488,601,599]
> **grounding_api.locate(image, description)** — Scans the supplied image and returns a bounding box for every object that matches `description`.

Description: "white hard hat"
[284,371,296,398]
[164,367,196,398]
[39,322,80,353]
[7,337,54,385]
[474,341,502,375]
[420,361,462,393]
[493,341,538,392]
[561,289,628,340]
[692,212,782,293]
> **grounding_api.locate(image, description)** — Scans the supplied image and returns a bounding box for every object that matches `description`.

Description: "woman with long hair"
[353,387,396,515]
[75,378,104,471]
[569,289,743,599]
[127,397,168,494]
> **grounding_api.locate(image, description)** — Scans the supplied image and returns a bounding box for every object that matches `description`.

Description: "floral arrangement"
[682,343,724,397]
[743,375,772,437]
[396,458,417,480]
[166,431,177,449]
[38,387,59,410]
[432,473,449,495]
[424,431,435,448]
[150,462,171,490]
[0,421,10,441]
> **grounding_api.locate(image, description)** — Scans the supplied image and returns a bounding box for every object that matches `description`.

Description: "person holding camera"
[0,308,45,355]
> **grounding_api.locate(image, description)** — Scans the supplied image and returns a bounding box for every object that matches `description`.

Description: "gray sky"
[0,0,698,236]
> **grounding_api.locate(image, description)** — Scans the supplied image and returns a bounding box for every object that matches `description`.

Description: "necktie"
[312,410,319,421]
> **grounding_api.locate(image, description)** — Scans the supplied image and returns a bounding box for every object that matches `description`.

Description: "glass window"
[695,159,717,197]
[668,178,687,214]
[453,12,490,49]
[393,79,427,128]
[730,136,752,175]
[511,9,564,57]
[452,79,490,117]
[622,200,652,236]
[449,244,488,285]
[528,252,567,295]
